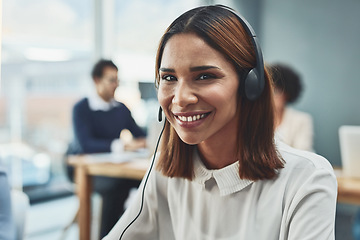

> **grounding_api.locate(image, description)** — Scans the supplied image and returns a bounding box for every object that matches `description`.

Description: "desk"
[68,156,360,240]
[335,168,360,205]
[68,153,149,240]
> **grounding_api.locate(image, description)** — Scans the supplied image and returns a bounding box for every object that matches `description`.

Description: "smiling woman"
[103,5,337,240]
[155,7,280,179]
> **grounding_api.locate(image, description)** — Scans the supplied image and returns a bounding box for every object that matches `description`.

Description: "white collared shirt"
[88,92,120,111]
[104,142,337,240]
[193,156,253,196]
[275,107,314,152]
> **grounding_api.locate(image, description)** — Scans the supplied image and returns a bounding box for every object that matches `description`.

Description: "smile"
[175,113,209,122]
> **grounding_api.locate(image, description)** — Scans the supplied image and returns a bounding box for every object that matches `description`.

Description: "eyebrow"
[159,65,220,72]
[159,67,175,72]
[190,65,220,71]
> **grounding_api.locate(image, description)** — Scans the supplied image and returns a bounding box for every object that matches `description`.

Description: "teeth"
[177,114,207,122]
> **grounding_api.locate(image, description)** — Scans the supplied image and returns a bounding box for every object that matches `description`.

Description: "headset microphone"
[119,107,165,240]
[158,106,163,122]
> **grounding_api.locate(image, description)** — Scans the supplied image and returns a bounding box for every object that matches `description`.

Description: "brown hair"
[269,63,303,104]
[155,5,284,181]
[91,59,118,79]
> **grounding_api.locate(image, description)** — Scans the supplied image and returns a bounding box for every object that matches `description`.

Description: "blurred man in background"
[66,59,146,238]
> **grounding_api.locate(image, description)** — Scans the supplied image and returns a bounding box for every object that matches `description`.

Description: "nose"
[172,81,198,107]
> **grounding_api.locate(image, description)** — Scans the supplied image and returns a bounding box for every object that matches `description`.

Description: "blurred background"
[1,0,359,239]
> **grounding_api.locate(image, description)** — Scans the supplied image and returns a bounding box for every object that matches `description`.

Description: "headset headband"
[227,8,265,100]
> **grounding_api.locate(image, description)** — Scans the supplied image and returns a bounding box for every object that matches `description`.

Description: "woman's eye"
[161,75,176,81]
[198,74,215,80]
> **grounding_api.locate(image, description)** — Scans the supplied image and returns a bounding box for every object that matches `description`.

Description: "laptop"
[339,125,360,178]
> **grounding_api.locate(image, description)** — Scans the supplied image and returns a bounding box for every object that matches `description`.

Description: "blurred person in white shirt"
[270,63,314,152]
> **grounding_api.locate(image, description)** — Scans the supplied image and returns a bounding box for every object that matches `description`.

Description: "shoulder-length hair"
[155,5,284,181]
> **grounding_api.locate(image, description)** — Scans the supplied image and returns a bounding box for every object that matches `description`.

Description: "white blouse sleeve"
[284,167,337,239]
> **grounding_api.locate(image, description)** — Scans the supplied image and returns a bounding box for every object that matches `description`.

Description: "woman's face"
[273,87,287,113]
[158,33,240,145]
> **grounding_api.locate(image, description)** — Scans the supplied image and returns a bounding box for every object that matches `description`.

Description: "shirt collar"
[193,149,254,196]
[88,92,120,111]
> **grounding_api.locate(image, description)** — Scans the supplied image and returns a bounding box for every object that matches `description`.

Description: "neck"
[275,106,285,128]
[96,89,111,102]
[197,136,238,170]
[197,112,240,169]
[101,96,111,102]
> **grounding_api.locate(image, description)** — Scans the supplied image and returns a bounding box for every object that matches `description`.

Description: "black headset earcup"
[244,69,264,101]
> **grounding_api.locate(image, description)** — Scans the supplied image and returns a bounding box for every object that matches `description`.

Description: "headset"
[119,6,264,239]
[230,8,265,101]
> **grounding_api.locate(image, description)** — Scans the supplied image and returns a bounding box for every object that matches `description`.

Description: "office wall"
[259,0,360,166]
[233,0,360,166]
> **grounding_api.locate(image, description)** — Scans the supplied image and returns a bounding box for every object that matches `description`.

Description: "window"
[1,0,92,195]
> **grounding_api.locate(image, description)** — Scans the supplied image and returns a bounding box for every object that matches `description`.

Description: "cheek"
[107,85,114,93]
[98,84,105,93]
[216,86,239,118]
[273,94,285,109]
[210,83,238,107]
[157,85,171,109]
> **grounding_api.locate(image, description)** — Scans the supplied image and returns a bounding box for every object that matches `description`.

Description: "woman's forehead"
[160,33,232,69]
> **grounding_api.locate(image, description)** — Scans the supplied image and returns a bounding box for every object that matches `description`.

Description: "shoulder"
[285,107,312,122]
[73,98,90,113]
[275,142,337,218]
[113,102,132,114]
[74,97,88,109]
[115,101,128,109]
[277,141,334,180]
[138,153,170,199]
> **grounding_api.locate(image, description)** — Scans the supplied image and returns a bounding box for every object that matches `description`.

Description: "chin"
[178,135,202,146]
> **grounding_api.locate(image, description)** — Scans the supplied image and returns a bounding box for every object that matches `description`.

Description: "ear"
[93,77,101,84]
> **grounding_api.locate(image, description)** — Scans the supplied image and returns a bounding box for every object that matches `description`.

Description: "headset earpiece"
[244,68,264,101]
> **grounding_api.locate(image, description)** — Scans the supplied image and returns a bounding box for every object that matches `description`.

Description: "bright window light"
[24,47,72,62]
